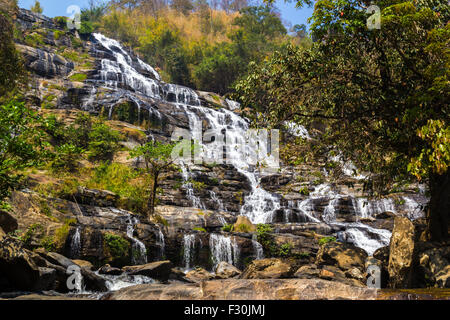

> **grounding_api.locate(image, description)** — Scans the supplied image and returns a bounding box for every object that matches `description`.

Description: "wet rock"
[74,187,119,208]
[123,260,173,281]
[73,259,94,270]
[98,264,123,276]
[0,210,18,234]
[185,267,215,283]
[294,264,321,279]
[105,279,378,300]
[0,237,41,291]
[233,216,256,233]
[388,217,418,288]
[17,44,74,78]
[316,242,368,272]
[417,244,450,288]
[240,258,297,279]
[215,262,241,279]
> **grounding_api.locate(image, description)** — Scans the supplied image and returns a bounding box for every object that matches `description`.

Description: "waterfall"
[323,198,339,223]
[402,196,423,220]
[297,199,321,223]
[70,226,81,259]
[353,197,397,218]
[93,32,281,224]
[125,215,148,265]
[183,234,196,271]
[209,234,240,269]
[156,228,165,260]
[90,33,427,260]
[338,222,392,256]
[252,234,264,260]
[209,190,225,212]
[180,163,206,209]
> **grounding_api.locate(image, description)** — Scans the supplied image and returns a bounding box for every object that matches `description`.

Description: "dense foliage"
[78,1,307,94]
[236,0,449,241]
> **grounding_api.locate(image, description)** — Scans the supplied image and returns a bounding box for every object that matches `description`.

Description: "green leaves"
[0,100,44,200]
[235,0,449,194]
[408,119,450,179]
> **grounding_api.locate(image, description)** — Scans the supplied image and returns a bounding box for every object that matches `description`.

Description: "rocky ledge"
[102,279,378,300]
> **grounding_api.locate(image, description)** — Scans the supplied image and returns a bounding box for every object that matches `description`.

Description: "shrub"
[69,73,87,82]
[278,243,293,257]
[318,236,337,246]
[103,232,130,264]
[222,224,234,232]
[234,223,251,233]
[51,143,84,172]
[87,123,121,161]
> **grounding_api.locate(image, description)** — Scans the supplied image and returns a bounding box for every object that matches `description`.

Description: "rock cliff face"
[1,8,447,299]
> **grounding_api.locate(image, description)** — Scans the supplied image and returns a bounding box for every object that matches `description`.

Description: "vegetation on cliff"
[235,0,449,241]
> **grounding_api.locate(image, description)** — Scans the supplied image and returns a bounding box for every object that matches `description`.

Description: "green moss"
[193,227,207,232]
[24,33,44,46]
[103,232,130,265]
[298,186,310,196]
[234,223,252,233]
[20,223,42,245]
[222,224,234,232]
[40,236,56,252]
[318,236,337,246]
[69,73,87,82]
[53,29,65,40]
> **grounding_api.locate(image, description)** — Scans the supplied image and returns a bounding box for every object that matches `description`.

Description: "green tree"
[88,122,122,161]
[30,0,43,14]
[0,4,26,101]
[237,0,449,241]
[0,101,45,201]
[129,141,178,218]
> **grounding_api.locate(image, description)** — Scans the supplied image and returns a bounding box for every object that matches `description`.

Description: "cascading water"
[180,163,206,209]
[89,33,426,260]
[209,234,240,269]
[92,33,281,224]
[156,228,165,260]
[209,190,225,212]
[70,226,81,259]
[252,234,264,260]
[183,234,196,271]
[125,214,148,265]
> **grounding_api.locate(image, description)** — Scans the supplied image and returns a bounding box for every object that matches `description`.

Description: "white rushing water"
[90,33,426,260]
[209,234,240,269]
[183,234,196,271]
[93,32,281,224]
[156,228,165,260]
[70,226,81,259]
[125,214,148,265]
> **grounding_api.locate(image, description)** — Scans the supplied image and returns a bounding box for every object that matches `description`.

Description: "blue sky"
[18,0,314,28]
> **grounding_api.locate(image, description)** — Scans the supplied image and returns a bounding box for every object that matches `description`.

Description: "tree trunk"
[147,174,159,221]
[425,170,450,242]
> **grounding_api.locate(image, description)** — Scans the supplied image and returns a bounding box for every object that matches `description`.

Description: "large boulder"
[417,244,450,288]
[185,267,215,283]
[388,217,418,288]
[0,237,41,291]
[16,44,74,78]
[0,210,18,234]
[98,264,123,276]
[233,216,256,233]
[74,187,119,208]
[215,262,241,279]
[123,260,173,281]
[104,279,378,300]
[316,242,368,272]
[240,258,296,279]
[34,251,109,292]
